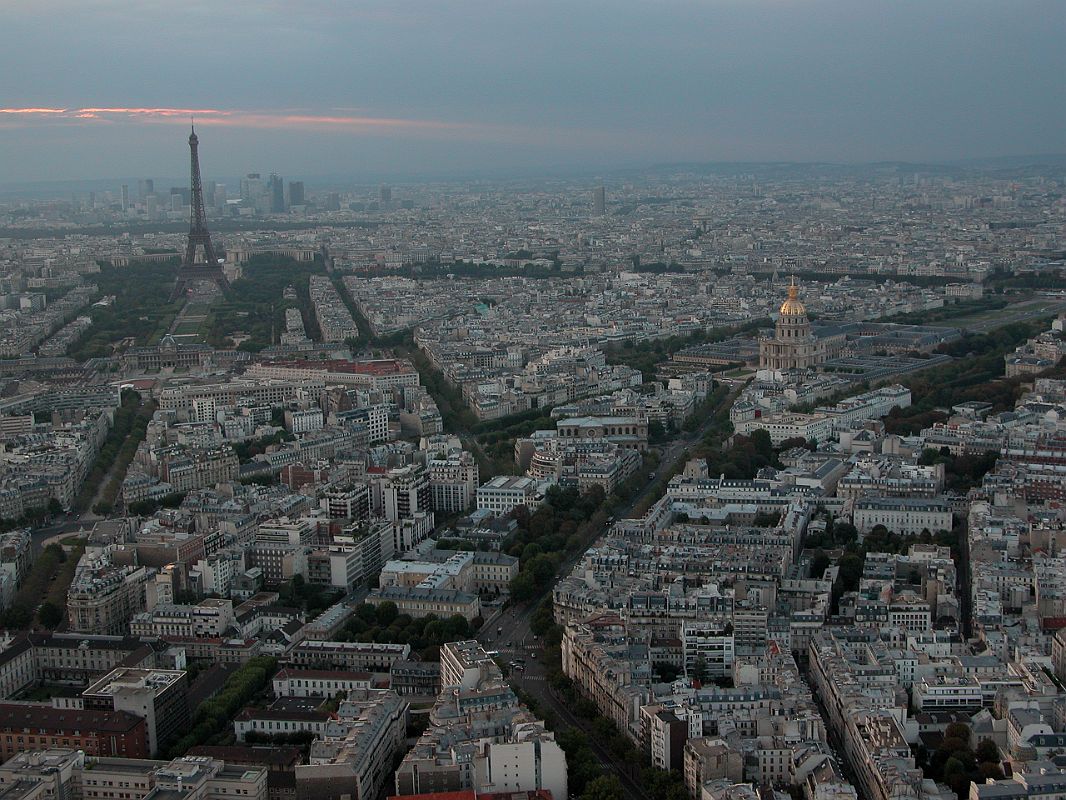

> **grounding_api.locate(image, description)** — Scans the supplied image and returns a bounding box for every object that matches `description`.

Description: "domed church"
[759,277,827,371]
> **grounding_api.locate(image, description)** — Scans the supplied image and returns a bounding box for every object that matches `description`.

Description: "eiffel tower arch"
[172,125,228,300]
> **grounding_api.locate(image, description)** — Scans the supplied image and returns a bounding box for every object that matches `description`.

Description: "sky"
[1,0,1064,184]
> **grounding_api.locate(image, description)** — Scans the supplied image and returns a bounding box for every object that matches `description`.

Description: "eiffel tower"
[172,124,228,300]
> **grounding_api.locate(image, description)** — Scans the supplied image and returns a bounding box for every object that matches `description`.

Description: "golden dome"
[779,278,806,316]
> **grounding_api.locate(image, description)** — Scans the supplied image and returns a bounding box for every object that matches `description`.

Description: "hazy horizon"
[3,0,1064,184]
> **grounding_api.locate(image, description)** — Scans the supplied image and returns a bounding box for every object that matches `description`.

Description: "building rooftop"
[84,667,186,697]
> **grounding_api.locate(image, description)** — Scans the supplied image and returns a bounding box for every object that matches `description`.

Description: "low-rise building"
[0,748,268,800]
[0,704,149,760]
[366,585,480,621]
[272,668,374,698]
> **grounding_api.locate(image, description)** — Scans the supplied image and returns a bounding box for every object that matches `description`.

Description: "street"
[30,519,91,554]
[473,397,733,800]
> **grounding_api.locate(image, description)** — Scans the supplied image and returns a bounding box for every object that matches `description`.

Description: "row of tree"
[885,319,1059,436]
[920,447,1004,495]
[603,319,767,382]
[206,256,323,352]
[337,601,476,661]
[166,656,278,758]
[75,389,151,512]
[69,261,182,360]
[126,492,186,517]
[506,484,608,602]
[917,722,1003,799]
[93,395,158,514]
[524,606,691,800]
[277,574,343,615]
[0,543,69,630]
[704,428,781,480]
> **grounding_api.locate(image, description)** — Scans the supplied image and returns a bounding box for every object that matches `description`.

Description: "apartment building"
[560,615,653,738]
[428,452,479,513]
[247,541,309,586]
[684,737,745,798]
[159,445,239,493]
[293,689,408,800]
[321,484,371,520]
[556,415,649,451]
[83,668,190,757]
[247,359,420,392]
[853,497,953,537]
[382,465,432,522]
[476,475,544,515]
[284,641,411,673]
[0,530,32,605]
[129,599,236,639]
[66,549,153,635]
[396,640,566,800]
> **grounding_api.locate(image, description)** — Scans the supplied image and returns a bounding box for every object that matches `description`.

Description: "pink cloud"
[0,105,657,153]
[0,106,477,137]
[77,107,229,117]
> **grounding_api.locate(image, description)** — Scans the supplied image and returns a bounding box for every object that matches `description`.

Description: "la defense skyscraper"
[172,125,227,299]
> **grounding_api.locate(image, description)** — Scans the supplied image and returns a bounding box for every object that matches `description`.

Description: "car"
[513,664,525,672]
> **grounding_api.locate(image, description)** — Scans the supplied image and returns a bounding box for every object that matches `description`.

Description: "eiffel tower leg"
[170,276,187,304]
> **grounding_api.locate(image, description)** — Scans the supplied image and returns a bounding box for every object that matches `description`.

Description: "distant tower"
[288,180,305,207]
[380,184,392,204]
[120,184,129,212]
[593,186,606,215]
[268,173,286,213]
[173,125,226,299]
[240,173,262,203]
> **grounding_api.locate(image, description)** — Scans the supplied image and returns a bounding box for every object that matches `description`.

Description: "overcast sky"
[1,0,1064,183]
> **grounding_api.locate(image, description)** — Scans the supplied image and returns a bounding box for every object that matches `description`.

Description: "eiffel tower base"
[170,266,230,303]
